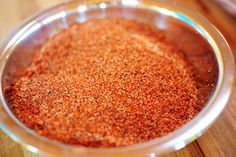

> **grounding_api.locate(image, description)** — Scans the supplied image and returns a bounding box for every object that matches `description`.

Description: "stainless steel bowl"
[0,0,235,157]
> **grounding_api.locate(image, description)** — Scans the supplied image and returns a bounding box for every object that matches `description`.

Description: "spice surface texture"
[6,19,202,148]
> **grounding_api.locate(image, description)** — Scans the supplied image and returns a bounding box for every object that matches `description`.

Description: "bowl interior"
[2,5,218,109]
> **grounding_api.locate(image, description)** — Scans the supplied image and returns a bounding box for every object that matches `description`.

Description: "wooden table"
[0,0,235,157]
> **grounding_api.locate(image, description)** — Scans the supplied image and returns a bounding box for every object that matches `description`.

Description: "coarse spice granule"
[6,18,202,148]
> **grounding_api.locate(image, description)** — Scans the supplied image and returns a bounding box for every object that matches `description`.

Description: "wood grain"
[0,129,23,157]
[0,0,235,157]
[196,91,236,157]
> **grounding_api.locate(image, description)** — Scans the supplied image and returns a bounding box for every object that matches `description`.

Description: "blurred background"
[0,0,235,157]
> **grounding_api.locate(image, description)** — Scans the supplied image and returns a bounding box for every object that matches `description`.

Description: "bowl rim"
[0,0,235,156]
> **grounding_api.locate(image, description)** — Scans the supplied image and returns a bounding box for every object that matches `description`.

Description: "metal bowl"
[0,0,235,156]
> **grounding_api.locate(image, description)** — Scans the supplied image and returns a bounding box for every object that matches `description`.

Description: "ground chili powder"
[6,19,202,148]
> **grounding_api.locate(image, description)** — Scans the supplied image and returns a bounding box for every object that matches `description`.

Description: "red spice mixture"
[6,19,202,147]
